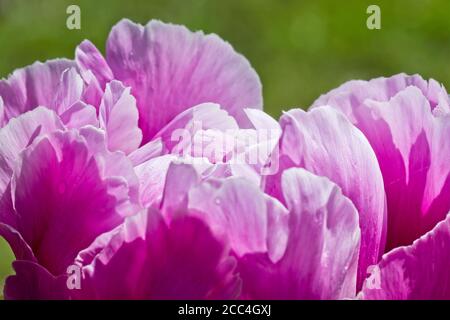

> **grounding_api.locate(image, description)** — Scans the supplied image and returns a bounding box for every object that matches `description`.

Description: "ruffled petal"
[0,59,74,119]
[128,138,164,166]
[76,209,240,300]
[325,86,450,251]
[188,176,289,261]
[99,80,142,154]
[51,68,84,114]
[106,19,262,142]
[0,107,64,197]
[153,103,238,153]
[7,128,138,275]
[75,40,113,89]
[134,154,179,208]
[264,106,386,288]
[312,74,450,121]
[239,168,360,299]
[60,101,98,129]
[361,213,450,300]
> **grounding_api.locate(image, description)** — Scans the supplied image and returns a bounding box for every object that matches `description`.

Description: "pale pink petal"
[0,107,64,197]
[51,68,84,114]
[312,74,450,121]
[361,213,450,300]
[0,59,74,119]
[75,40,113,89]
[99,80,142,154]
[134,154,178,208]
[188,176,289,261]
[244,108,281,133]
[80,69,104,108]
[154,103,238,154]
[128,138,164,166]
[264,106,386,288]
[240,168,360,299]
[106,19,262,142]
[160,162,202,216]
[60,101,98,129]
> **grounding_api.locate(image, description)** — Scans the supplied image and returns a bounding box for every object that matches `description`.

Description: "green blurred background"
[1,0,450,296]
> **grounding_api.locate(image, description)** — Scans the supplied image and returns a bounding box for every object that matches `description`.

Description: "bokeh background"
[1,0,450,295]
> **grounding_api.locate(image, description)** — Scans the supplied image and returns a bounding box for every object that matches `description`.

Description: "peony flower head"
[0,18,449,301]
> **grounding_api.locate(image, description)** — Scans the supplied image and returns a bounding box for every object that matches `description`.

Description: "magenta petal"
[332,86,450,251]
[265,106,386,288]
[77,209,239,300]
[9,129,138,275]
[4,260,69,300]
[0,223,35,261]
[361,213,450,300]
[0,59,74,119]
[106,19,262,142]
[240,168,360,299]
[99,80,143,154]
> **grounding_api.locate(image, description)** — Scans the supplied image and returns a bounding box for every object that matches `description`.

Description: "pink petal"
[77,209,240,299]
[4,260,69,300]
[7,128,138,275]
[128,138,164,166]
[264,106,386,288]
[59,101,98,129]
[75,40,113,89]
[106,19,262,142]
[99,80,142,154]
[240,168,360,299]
[134,154,179,208]
[312,74,450,121]
[0,59,74,120]
[154,103,238,153]
[361,213,450,300]
[0,107,64,197]
[0,223,35,262]
[338,86,449,251]
[188,176,289,261]
[51,68,84,114]
[0,97,5,127]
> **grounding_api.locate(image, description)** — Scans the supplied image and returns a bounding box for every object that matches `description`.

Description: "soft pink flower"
[75,19,263,144]
[263,106,386,289]
[312,74,450,299]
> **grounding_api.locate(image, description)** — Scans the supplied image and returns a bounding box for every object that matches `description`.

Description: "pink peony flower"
[312,74,450,299]
[0,19,272,300]
[0,17,449,301]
